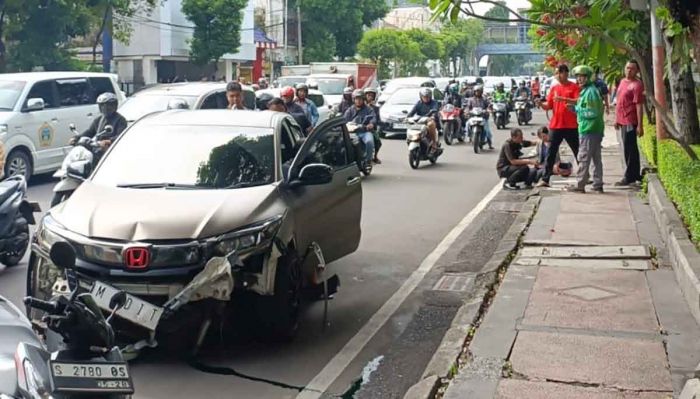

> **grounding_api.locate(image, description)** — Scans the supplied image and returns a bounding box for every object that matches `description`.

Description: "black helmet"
[166,98,189,110]
[256,92,274,110]
[97,92,118,115]
[475,77,484,84]
[496,82,505,89]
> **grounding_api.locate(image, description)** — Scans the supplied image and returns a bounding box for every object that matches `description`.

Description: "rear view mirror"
[49,241,76,270]
[67,160,91,179]
[26,98,45,112]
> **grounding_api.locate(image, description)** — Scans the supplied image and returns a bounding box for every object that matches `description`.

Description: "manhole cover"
[433,274,473,292]
[488,202,522,213]
[560,285,619,301]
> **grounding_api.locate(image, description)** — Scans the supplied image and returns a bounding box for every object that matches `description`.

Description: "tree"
[484,1,508,20]
[427,0,699,160]
[438,18,483,76]
[181,0,248,66]
[357,28,403,78]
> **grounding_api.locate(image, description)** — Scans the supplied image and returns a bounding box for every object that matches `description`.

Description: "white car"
[255,88,331,125]
[377,77,436,105]
[0,72,125,179]
[483,76,513,96]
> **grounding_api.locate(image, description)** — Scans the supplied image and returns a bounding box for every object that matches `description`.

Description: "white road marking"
[296,180,504,399]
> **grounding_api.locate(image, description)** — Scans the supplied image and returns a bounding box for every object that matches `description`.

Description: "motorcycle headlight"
[210,215,284,257]
[36,214,65,253]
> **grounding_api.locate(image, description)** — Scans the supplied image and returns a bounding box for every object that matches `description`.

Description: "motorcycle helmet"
[343,86,354,95]
[166,98,189,110]
[496,82,505,90]
[364,87,377,95]
[96,92,118,116]
[475,77,484,85]
[449,83,459,94]
[519,80,526,86]
[256,92,274,110]
[352,89,365,100]
[307,80,319,90]
[280,86,295,99]
[295,83,309,94]
[474,85,484,93]
[419,87,433,99]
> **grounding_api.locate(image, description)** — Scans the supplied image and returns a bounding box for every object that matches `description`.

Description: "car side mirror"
[291,163,333,187]
[26,98,45,112]
[401,110,408,114]
[67,160,91,179]
[49,241,76,271]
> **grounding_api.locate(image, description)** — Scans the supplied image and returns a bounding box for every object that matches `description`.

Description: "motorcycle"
[346,116,375,176]
[439,104,464,145]
[466,107,489,154]
[515,96,532,125]
[0,175,40,267]
[492,101,509,130]
[406,113,443,169]
[3,242,134,398]
[51,124,113,207]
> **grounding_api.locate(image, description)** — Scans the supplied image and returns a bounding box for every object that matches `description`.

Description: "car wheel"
[255,251,302,342]
[5,150,32,181]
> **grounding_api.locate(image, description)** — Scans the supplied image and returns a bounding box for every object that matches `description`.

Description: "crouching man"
[497,128,538,190]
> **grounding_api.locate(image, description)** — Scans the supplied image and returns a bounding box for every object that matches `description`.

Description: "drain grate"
[433,273,473,292]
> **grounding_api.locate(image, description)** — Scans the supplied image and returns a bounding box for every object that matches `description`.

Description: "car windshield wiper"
[222,181,266,189]
[117,182,202,189]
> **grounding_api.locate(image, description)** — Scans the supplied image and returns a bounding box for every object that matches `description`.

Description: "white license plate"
[50,361,134,394]
[51,362,129,379]
[90,281,163,331]
[393,123,409,129]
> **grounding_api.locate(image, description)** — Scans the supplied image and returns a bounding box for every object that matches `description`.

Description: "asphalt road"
[0,110,548,398]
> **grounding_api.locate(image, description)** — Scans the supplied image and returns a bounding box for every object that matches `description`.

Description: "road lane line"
[296,180,504,399]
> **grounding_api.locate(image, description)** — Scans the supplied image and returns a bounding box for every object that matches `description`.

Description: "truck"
[281,65,311,76]
[306,62,378,106]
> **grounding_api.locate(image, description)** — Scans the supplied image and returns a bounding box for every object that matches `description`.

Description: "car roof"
[138,109,280,128]
[256,88,325,97]
[307,74,351,79]
[389,77,434,84]
[132,82,254,97]
[0,71,118,82]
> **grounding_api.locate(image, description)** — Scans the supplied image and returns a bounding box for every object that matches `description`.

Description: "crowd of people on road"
[496,60,645,193]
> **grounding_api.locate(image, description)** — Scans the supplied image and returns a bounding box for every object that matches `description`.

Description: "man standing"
[535,64,580,187]
[496,128,537,190]
[226,82,248,110]
[614,60,644,186]
[532,77,541,100]
[564,65,605,193]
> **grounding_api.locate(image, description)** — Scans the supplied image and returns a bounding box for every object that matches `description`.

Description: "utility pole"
[649,0,667,139]
[283,0,288,64]
[102,2,113,73]
[297,3,302,64]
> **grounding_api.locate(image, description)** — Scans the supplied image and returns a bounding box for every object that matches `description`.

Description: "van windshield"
[0,81,26,110]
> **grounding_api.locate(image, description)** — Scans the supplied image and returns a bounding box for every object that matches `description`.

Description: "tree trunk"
[685,8,700,65]
[665,38,700,144]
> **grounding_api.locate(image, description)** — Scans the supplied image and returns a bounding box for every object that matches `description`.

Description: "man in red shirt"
[531,77,541,99]
[614,60,645,186]
[535,64,580,187]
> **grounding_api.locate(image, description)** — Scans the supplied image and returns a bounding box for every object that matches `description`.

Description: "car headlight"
[36,214,65,253]
[210,215,284,257]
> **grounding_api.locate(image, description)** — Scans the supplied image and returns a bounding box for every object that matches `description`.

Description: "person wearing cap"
[465,85,494,149]
[535,64,580,187]
[561,65,605,193]
[364,87,383,164]
[226,81,248,110]
[407,87,440,151]
[294,83,319,127]
[280,86,312,134]
[343,89,377,164]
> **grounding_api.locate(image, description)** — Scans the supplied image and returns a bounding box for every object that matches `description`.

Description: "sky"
[468,0,532,16]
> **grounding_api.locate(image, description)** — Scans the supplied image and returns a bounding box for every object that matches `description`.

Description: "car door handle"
[346,176,361,186]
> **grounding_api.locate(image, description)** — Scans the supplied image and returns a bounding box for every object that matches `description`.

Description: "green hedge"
[641,118,700,245]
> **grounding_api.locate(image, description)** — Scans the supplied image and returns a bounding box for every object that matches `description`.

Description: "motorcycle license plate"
[90,281,163,331]
[393,123,409,129]
[49,361,134,394]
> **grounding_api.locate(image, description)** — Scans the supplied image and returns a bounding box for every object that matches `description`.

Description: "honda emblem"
[123,247,150,269]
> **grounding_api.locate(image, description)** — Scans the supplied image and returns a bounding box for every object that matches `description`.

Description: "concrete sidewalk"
[442,127,700,398]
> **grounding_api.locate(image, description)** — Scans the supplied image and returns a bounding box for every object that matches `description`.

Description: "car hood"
[51,181,285,241]
[380,103,413,121]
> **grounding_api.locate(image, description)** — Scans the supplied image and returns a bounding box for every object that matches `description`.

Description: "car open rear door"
[285,117,362,263]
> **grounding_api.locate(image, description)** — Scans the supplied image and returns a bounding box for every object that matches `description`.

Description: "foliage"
[357,28,443,78]
[438,18,484,76]
[483,1,509,20]
[299,0,389,61]
[642,117,700,245]
[181,0,248,66]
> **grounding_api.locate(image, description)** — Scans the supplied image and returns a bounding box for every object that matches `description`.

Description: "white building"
[114,0,256,92]
[377,6,437,31]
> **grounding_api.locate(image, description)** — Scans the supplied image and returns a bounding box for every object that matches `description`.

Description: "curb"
[403,195,541,399]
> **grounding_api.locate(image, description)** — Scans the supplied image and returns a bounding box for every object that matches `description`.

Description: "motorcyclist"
[492,82,511,120]
[445,83,463,107]
[364,87,383,164]
[343,89,377,164]
[460,81,473,98]
[515,80,532,100]
[465,85,494,149]
[336,86,354,115]
[294,83,320,127]
[71,92,127,150]
[280,86,312,134]
[258,77,269,89]
[407,88,440,151]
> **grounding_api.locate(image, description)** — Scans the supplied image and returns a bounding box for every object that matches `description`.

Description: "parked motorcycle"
[515,96,532,125]
[406,114,443,169]
[51,124,112,207]
[346,117,374,176]
[466,107,489,154]
[439,103,464,145]
[492,101,509,130]
[0,175,40,267]
[2,242,134,398]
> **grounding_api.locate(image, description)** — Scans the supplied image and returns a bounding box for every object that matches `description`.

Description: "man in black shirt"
[496,128,538,190]
[73,92,127,149]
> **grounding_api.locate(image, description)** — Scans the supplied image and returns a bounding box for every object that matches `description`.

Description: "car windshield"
[277,76,307,87]
[387,89,420,105]
[308,93,325,107]
[0,80,26,110]
[383,80,425,95]
[119,94,198,122]
[312,78,347,95]
[93,124,276,189]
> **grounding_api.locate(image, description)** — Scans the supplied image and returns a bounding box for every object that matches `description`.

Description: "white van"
[0,72,125,179]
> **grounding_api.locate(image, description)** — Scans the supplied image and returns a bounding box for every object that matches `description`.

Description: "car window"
[89,77,116,103]
[56,79,91,107]
[308,94,325,107]
[280,121,297,165]
[118,94,198,122]
[243,89,256,110]
[200,92,228,109]
[299,124,349,170]
[388,89,420,105]
[25,80,57,109]
[0,80,26,110]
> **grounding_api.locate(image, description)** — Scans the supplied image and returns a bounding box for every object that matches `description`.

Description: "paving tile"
[559,191,632,213]
[513,257,650,270]
[496,379,672,399]
[551,212,639,245]
[510,331,672,391]
[522,267,659,333]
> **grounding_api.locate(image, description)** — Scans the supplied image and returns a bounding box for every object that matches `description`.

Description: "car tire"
[5,149,32,181]
[255,251,302,342]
